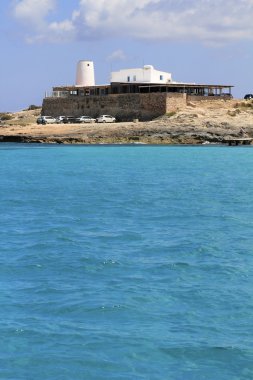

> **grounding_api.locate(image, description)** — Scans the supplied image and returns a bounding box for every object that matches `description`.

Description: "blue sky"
[1,0,253,111]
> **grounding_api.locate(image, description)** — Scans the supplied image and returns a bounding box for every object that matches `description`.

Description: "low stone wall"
[187,95,233,102]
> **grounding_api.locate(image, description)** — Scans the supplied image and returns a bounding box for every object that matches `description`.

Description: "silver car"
[78,116,96,123]
[96,115,116,123]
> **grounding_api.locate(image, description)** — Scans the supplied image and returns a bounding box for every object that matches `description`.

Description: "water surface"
[1,144,253,379]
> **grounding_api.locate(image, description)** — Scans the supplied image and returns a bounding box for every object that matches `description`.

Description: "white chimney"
[75,60,95,87]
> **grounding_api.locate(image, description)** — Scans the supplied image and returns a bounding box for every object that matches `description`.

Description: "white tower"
[75,60,95,87]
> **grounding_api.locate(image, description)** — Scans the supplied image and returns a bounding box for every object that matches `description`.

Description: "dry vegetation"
[0,108,42,126]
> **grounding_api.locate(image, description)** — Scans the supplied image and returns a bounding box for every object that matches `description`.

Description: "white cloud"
[12,0,253,44]
[106,50,126,62]
[12,0,76,42]
[13,0,56,26]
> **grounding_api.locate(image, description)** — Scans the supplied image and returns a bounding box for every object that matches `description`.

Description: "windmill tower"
[75,60,95,87]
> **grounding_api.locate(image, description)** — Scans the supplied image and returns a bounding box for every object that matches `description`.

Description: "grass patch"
[166,111,177,118]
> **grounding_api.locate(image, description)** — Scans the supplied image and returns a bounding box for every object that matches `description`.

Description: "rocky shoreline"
[1,99,253,145]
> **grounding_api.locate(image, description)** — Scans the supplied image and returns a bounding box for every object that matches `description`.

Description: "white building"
[110,65,172,84]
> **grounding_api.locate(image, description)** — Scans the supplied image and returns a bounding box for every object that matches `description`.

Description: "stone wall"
[42,92,189,121]
[43,92,231,121]
[187,95,232,102]
[43,93,170,121]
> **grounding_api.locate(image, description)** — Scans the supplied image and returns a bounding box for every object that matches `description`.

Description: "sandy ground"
[1,99,253,144]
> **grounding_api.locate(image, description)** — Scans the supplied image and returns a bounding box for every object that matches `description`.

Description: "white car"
[37,116,58,124]
[56,116,66,123]
[96,115,116,123]
[78,116,96,123]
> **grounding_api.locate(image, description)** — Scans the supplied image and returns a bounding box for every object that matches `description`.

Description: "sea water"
[1,144,253,380]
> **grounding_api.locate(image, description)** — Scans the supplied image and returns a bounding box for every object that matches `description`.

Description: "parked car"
[244,94,253,100]
[37,116,44,124]
[96,115,116,123]
[62,116,80,124]
[56,116,66,123]
[37,116,57,124]
[77,116,96,123]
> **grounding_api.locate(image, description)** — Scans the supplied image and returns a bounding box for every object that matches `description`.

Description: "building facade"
[110,65,173,84]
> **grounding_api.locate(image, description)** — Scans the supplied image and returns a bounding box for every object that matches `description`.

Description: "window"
[160,75,163,80]
[127,76,130,82]
[133,75,136,81]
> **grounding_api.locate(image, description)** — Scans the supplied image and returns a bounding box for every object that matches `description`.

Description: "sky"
[0,0,253,112]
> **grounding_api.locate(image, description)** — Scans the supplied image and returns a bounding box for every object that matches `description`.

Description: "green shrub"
[27,105,41,111]
[0,113,13,121]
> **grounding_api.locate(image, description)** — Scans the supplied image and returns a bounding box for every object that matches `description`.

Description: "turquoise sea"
[1,144,253,379]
